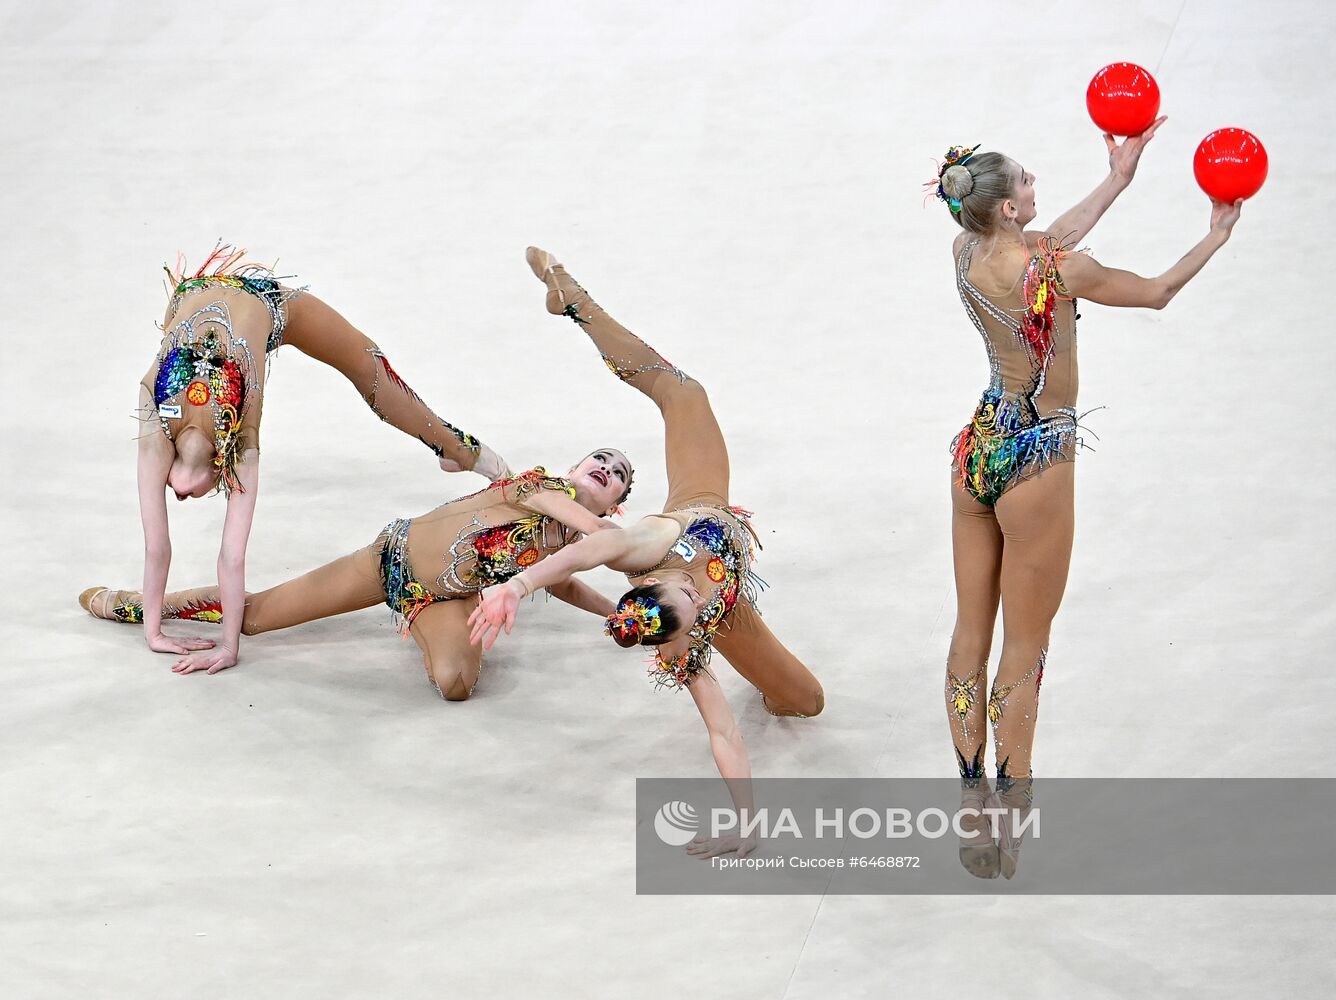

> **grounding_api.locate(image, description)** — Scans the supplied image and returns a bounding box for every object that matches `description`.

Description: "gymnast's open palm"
[468,585,518,650]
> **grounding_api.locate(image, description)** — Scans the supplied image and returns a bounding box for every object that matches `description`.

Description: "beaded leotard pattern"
[165,244,300,353]
[628,507,764,690]
[950,237,1085,506]
[378,468,578,632]
[151,245,302,494]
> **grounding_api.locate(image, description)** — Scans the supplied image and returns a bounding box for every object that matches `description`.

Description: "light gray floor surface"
[2,1,1332,997]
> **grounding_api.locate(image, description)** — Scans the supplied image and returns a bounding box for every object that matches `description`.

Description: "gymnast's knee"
[769,682,825,718]
[948,629,992,664]
[803,683,826,718]
[651,372,706,410]
[427,664,477,702]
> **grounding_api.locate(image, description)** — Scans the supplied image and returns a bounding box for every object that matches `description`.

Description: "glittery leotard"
[379,468,581,629]
[625,504,763,688]
[951,237,1083,506]
[144,249,301,493]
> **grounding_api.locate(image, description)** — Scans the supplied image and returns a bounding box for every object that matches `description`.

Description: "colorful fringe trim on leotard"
[1019,236,1076,367]
[648,508,765,691]
[949,234,1088,505]
[951,391,1079,507]
[165,244,297,353]
[377,469,578,632]
[377,517,448,634]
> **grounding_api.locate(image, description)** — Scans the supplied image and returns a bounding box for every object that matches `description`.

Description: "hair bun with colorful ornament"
[604,597,664,647]
[926,143,981,215]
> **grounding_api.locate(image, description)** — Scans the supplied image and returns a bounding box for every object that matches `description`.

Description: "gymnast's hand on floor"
[468,583,521,650]
[685,832,758,860]
[170,646,239,675]
[146,631,216,655]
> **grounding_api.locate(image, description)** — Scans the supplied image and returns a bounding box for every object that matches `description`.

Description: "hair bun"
[610,622,642,647]
[941,164,974,200]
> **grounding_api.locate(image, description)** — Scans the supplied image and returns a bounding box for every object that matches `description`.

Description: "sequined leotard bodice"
[951,237,1083,506]
[625,504,762,688]
[379,469,581,629]
[143,248,299,494]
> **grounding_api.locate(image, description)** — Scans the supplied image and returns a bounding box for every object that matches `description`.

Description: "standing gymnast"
[132,246,509,674]
[469,248,824,859]
[928,128,1242,877]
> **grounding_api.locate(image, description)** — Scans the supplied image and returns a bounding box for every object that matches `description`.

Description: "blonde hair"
[941,151,1016,233]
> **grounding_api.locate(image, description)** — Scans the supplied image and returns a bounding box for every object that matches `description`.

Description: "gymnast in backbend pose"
[928,126,1242,878]
[123,245,509,675]
[469,248,825,859]
[81,451,633,698]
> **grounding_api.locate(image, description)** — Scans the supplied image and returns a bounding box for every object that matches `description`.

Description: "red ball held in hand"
[1193,128,1268,202]
[1086,63,1161,136]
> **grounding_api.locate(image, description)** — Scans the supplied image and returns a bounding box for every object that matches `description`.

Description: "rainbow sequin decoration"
[165,244,295,353]
[153,300,255,495]
[604,598,665,642]
[378,517,446,633]
[436,469,578,594]
[648,510,762,691]
[950,236,1085,506]
[951,392,1077,506]
[1019,237,1074,366]
[465,515,551,588]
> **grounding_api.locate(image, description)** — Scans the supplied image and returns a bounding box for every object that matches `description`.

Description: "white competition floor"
[2,1,1332,996]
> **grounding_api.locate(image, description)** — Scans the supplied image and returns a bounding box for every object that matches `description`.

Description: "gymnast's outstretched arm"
[467,516,680,649]
[1043,117,1165,244]
[1059,197,1241,309]
[521,489,621,537]
[545,579,617,618]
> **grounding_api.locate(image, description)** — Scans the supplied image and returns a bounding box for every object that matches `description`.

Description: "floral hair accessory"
[924,143,981,215]
[604,598,664,642]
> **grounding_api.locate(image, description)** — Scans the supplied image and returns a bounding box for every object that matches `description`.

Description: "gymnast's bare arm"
[467,515,680,649]
[1043,116,1165,244]
[136,381,214,656]
[684,670,758,860]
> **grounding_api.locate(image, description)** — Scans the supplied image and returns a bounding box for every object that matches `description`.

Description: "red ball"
[1086,62,1161,136]
[1193,128,1268,202]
